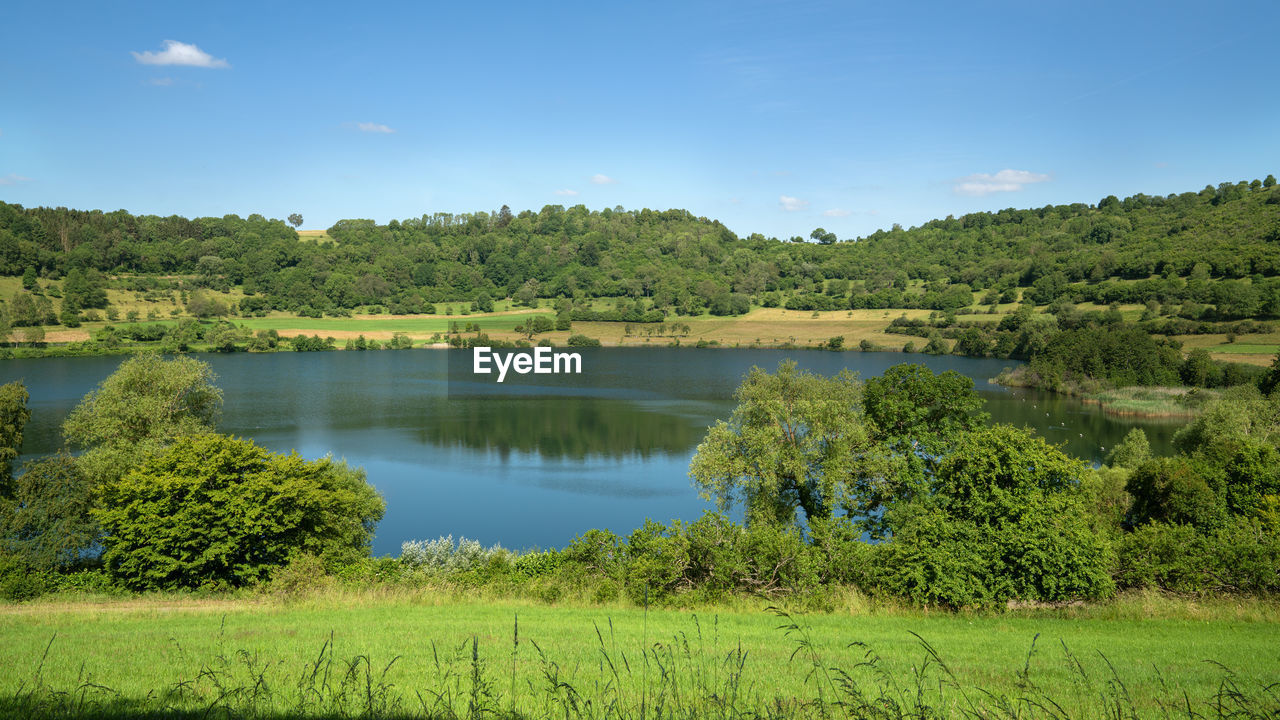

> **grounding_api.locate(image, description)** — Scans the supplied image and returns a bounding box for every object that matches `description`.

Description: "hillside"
[1,177,1279,379]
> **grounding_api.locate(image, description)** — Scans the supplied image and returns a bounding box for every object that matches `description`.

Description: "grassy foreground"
[2,591,1278,718]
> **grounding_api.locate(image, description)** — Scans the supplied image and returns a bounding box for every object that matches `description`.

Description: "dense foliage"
[2,177,1277,323]
[62,352,222,485]
[95,433,384,590]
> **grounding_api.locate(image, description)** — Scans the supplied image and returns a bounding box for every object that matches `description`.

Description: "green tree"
[876,425,1114,607]
[21,325,45,346]
[809,228,837,245]
[1261,352,1280,395]
[21,267,37,290]
[0,381,31,494]
[287,213,303,228]
[1125,457,1226,531]
[62,268,108,309]
[4,453,97,570]
[62,353,222,485]
[689,361,879,525]
[923,332,948,355]
[1106,428,1151,470]
[94,433,384,589]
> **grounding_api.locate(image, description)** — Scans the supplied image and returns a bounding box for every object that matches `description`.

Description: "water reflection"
[0,349,1188,552]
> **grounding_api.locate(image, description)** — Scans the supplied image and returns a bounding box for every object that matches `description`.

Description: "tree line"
[1,176,1278,325]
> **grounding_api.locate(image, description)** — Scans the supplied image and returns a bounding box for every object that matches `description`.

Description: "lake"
[2,349,1185,555]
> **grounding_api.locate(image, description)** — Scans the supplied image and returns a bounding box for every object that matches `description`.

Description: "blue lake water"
[2,349,1183,555]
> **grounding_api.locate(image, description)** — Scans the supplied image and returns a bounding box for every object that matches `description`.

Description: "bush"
[400,535,507,572]
[0,551,51,601]
[623,520,690,603]
[269,553,331,596]
[566,334,601,347]
[874,426,1115,608]
[1117,518,1280,594]
[94,434,385,589]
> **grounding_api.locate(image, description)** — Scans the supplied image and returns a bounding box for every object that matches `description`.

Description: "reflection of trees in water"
[419,397,707,461]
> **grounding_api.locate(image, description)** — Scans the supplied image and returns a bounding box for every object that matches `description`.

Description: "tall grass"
[4,608,1278,719]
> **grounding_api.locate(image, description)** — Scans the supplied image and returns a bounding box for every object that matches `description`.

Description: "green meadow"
[3,592,1278,718]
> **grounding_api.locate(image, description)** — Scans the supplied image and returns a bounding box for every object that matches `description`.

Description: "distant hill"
[1,176,1277,320]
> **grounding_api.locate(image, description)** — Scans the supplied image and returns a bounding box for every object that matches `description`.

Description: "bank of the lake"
[994,365,1218,419]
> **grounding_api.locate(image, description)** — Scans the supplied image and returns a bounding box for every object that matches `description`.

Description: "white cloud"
[779,195,809,211]
[554,189,579,196]
[356,122,395,134]
[0,174,32,185]
[131,40,229,68]
[823,208,851,217]
[590,174,617,185]
[953,169,1051,196]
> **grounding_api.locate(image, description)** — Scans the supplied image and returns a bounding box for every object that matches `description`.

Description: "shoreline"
[993,366,1211,419]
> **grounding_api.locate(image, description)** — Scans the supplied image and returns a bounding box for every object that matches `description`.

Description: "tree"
[472,291,494,313]
[186,291,229,318]
[10,292,37,327]
[62,268,108,309]
[21,267,36,291]
[0,381,30,494]
[1125,457,1226,531]
[288,213,303,228]
[62,353,222,485]
[875,425,1114,607]
[4,453,97,570]
[1106,428,1151,469]
[857,364,988,534]
[809,228,837,245]
[689,361,879,525]
[1265,174,1277,189]
[1262,352,1280,396]
[94,434,384,589]
[21,325,44,346]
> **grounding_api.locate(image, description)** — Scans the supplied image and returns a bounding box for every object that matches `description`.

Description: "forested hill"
[0,176,1277,317]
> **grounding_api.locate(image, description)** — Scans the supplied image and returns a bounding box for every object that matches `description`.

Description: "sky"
[1,0,1277,240]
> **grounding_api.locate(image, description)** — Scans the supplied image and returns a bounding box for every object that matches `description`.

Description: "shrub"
[566,334,601,347]
[0,551,51,601]
[269,553,331,596]
[623,520,690,603]
[400,535,507,572]
[563,528,623,577]
[1117,518,1280,594]
[94,434,385,590]
[874,426,1115,608]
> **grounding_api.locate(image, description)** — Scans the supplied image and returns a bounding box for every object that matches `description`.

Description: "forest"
[0,176,1278,323]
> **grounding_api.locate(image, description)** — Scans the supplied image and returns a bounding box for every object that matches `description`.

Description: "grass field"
[2,592,1278,718]
[295,229,337,244]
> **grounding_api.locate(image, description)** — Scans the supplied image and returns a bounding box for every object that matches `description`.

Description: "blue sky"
[1,1,1276,240]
